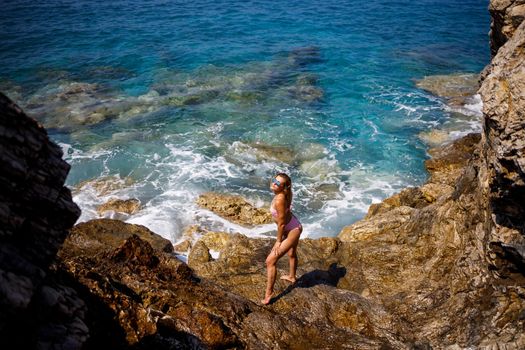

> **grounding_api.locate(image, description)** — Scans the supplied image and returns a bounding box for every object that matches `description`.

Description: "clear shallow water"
[0,0,489,241]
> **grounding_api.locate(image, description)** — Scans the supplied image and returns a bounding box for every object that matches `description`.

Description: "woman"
[261,172,303,305]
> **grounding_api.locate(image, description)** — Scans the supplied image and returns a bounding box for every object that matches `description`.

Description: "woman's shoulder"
[273,193,286,205]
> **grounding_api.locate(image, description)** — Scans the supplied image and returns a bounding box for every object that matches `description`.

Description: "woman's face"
[270,175,286,193]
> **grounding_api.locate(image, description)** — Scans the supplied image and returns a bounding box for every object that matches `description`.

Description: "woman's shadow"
[270,262,347,304]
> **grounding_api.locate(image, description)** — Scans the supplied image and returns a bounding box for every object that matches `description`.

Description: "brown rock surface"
[70,219,174,254]
[96,198,141,216]
[196,192,273,226]
[479,19,525,278]
[489,0,525,56]
[58,220,403,349]
[73,175,135,196]
[415,73,480,106]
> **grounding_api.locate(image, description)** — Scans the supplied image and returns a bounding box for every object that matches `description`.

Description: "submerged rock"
[417,129,451,147]
[73,175,135,196]
[415,73,479,106]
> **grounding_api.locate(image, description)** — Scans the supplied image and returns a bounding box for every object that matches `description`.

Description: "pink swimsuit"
[270,199,302,233]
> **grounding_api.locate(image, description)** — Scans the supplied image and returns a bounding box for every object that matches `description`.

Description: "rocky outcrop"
[58,219,404,349]
[96,198,141,216]
[188,131,524,349]
[196,192,273,226]
[415,73,480,106]
[0,93,81,347]
[479,20,525,278]
[489,0,525,56]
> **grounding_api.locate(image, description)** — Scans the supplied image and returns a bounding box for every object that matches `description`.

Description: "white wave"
[450,93,483,117]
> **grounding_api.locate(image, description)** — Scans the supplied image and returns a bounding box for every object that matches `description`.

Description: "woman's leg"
[281,227,302,283]
[261,228,301,304]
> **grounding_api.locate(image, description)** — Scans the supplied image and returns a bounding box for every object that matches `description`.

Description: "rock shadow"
[271,263,346,304]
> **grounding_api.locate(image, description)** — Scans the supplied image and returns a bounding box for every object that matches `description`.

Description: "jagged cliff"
[1,2,524,349]
[0,93,81,347]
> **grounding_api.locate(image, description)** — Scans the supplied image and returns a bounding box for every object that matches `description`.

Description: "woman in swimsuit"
[261,172,303,305]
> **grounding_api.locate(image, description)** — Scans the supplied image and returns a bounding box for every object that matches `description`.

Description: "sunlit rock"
[96,198,141,216]
[196,192,272,226]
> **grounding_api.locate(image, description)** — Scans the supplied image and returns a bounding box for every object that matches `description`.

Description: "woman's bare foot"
[280,275,297,283]
[261,293,273,305]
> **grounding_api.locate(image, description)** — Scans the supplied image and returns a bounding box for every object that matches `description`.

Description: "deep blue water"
[0,0,490,240]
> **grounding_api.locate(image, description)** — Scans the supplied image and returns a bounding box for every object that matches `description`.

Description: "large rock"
[196,192,273,226]
[96,198,141,216]
[415,73,480,106]
[0,93,82,348]
[69,219,174,254]
[59,220,403,349]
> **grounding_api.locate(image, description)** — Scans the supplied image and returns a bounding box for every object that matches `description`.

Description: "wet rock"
[418,129,451,147]
[227,141,298,165]
[299,158,341,179]
[415,73,480,106]
[73,176,135,196]
[287,84,324,102]
[96,198,141,216]
[163,89,220,107]
[225,90,263,105]
[196,192,273,226]
[250,142,296,164]
[173,239,191,254]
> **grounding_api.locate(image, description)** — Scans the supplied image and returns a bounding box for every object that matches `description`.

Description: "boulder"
[66,219,174,255]
[196,192,273,226]
[96,198,141,216]
[415,73,480,106]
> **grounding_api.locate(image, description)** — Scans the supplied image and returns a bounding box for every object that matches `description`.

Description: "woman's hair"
[275,172,293,206]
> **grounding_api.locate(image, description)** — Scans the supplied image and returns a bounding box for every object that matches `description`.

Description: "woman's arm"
[273,195,287,252]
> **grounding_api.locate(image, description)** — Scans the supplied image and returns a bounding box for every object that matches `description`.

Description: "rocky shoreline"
[1,2,525,349]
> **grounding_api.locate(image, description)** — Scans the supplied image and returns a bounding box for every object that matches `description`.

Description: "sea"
[0,0,490,243]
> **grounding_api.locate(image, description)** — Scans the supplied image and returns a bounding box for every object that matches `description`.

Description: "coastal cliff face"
[488,0,525,56]
[0,93,81,347]
[480,19,525,279]
[1,2,524,350]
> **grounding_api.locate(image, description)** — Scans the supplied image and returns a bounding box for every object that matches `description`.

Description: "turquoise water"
[0,0,490,240]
